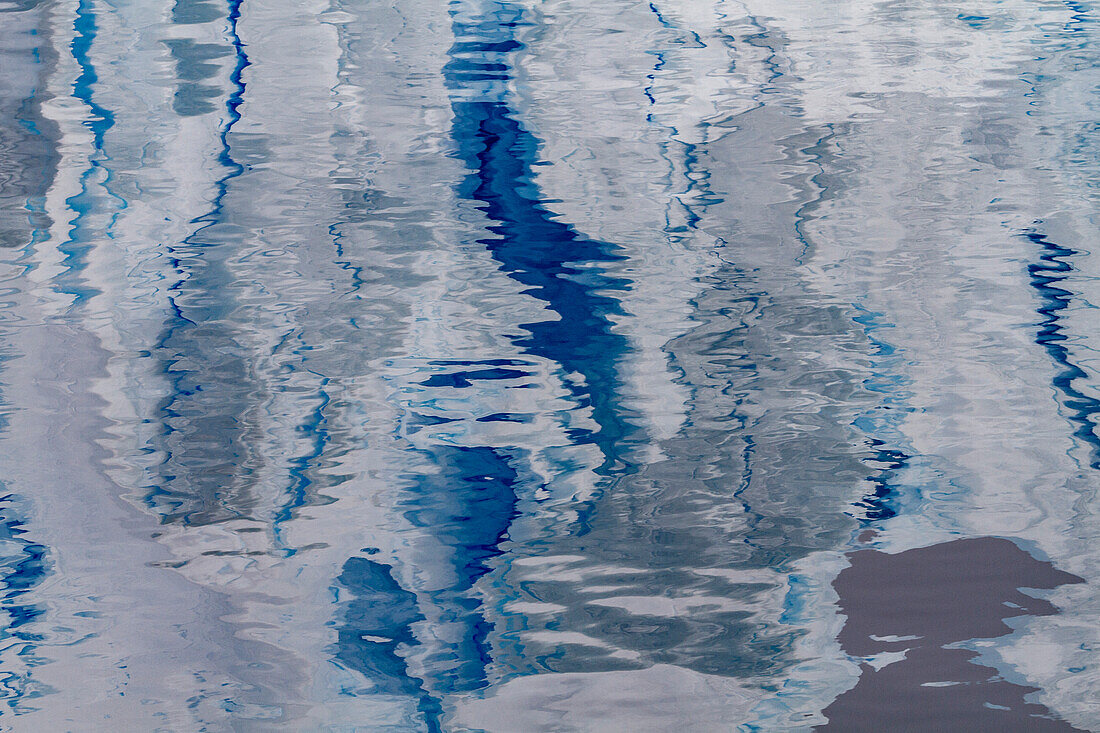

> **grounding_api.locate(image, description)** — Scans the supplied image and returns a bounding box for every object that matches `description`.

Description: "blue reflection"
[332,0,636,720]
[335,441,518,726]
[1026,228,1100,467]
[0,493,48,714]
[335,557,443,731]
[60,0,117,303]
[850,306,915,524]
[446,2,633,463]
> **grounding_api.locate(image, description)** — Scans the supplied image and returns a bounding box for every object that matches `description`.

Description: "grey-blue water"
[0,0,1098,730]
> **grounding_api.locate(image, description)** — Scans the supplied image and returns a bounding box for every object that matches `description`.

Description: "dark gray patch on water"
[819,537,1085,732]
[0,2,58,249]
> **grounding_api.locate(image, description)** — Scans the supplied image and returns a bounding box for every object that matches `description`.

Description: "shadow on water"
[819,537,1084,732]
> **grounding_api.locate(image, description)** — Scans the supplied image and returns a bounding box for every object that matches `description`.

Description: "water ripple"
[0,0,1096,729]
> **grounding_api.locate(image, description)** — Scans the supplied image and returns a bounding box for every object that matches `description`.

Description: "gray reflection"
[495,107,879,680]
[0,0,57,249]
[149,0,259,528]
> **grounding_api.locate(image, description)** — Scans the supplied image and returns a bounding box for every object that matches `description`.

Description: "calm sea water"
[0,0,1098,730]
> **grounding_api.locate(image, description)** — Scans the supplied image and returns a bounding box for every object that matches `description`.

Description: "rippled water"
[0,0,1098,729]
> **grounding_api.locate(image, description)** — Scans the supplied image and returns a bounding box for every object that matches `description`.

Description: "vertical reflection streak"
[334,1,642,726]
[1026,229,1100,469]
[446,2,634,469]
[148,0,253,526]
[0,7,55,707]
[61,0,115,303]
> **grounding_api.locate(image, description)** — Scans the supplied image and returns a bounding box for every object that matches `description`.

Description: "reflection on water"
[0,0,1097,729]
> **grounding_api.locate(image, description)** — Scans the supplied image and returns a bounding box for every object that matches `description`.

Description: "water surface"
[0,0,1098,730]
